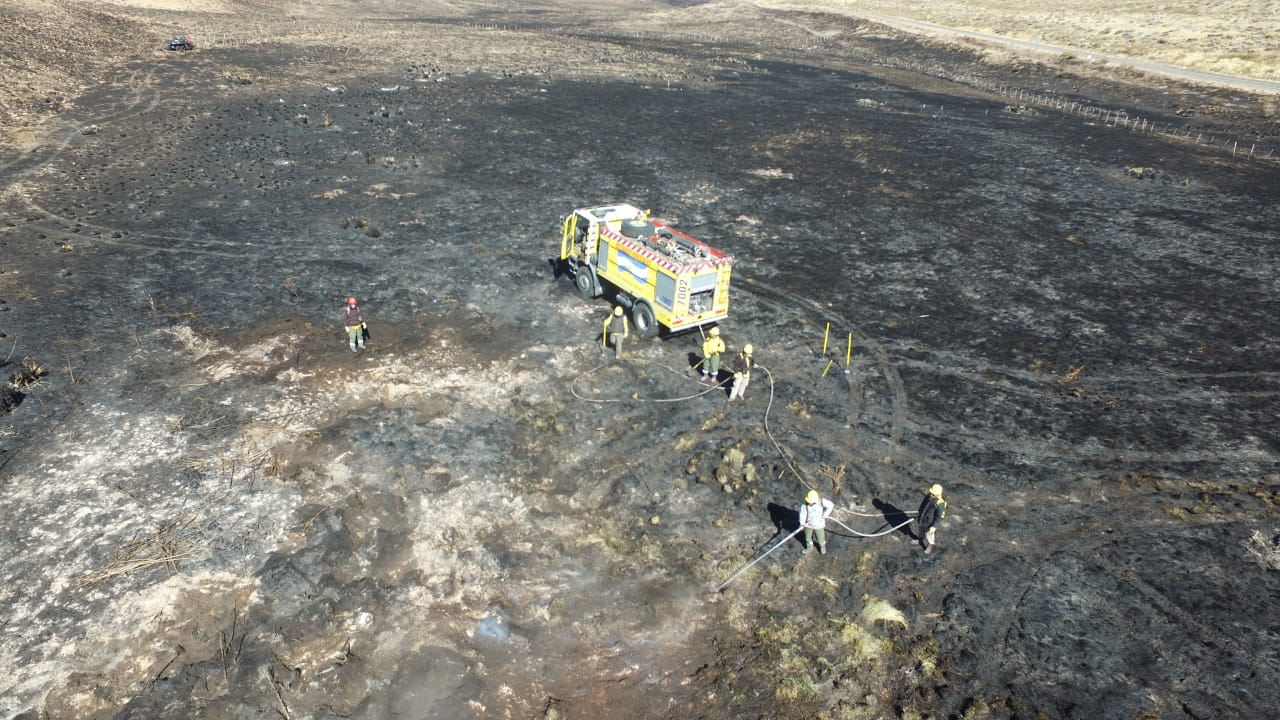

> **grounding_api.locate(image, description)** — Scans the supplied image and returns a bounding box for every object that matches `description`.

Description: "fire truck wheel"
[574,264,597,298]
[632,302,658,338]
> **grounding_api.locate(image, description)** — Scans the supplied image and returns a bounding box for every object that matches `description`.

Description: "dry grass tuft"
[960,697,994,720]
[1029,358,1055,374]
[79,511,209,587]
[852,549,875,579]
[1251,489,1280,507]
[9,356,48,390]
[222,67,256,85]
[860,595,908,628]
[1244,529,1280,571]
[912,637,941,678]
[816,464,847,495]
[755,621,820,702]
[838,619,888,663]
[775,673,817,703]
[786,399,812,418]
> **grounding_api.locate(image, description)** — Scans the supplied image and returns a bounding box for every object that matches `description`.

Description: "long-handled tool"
[716,527,802,592]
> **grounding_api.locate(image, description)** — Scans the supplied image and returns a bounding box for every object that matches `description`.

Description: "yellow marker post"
[821,358,835,377]
[822,322,830,356]
[846,332,853,366]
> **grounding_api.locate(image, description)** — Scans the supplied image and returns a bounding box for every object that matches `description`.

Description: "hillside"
[2,2,1278,719]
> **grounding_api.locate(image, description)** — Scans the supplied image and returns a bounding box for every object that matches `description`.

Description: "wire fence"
[190,19,1277,164]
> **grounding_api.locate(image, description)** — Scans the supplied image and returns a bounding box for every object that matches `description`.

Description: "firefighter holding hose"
[917,484,947,554]
[799,489,835,555]
[728,343,754,401]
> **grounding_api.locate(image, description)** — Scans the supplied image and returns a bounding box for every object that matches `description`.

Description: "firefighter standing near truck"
[701,326,725,383]
[728,343,754,401]
[342,297,365,353]
[602,305,629,360]
[917,484,948,554]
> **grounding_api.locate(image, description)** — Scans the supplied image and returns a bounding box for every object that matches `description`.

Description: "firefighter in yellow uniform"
[701,326,725,383]
[602,306,629,360]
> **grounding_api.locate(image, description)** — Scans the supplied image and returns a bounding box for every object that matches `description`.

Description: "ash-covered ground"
[2,1,1279,719]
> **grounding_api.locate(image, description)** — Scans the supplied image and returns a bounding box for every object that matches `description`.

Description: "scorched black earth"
[1,2,1278,719]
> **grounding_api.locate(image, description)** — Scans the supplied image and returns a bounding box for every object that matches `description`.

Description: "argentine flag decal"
[616,251,650,284]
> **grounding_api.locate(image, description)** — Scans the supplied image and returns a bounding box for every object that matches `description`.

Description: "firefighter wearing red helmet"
[342,297,366,352]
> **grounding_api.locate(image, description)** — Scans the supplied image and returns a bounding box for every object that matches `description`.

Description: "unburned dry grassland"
[756,0,1280,84]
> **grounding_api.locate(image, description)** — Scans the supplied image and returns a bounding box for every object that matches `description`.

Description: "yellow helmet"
[614,306,623,316]
[743,344,753,355]
[709,326,720,336]
[929,484,943,497]
[805,489,819,504]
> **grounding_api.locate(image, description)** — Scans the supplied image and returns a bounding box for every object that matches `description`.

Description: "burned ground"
[2,1,1279,719]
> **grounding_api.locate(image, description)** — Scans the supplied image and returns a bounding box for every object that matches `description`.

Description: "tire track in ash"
[949,519,1264,714]
[903,416,1275,466]
[1096,551,1261,671]
[0,69,160,183]
[5,191,252,260]
[8,183,532,266]
[889,343,1280,401]
[85,69,162,125]
[731,280,1278,469]
[0,128,77,184]
[737,274,907,445]
[943,521,1130,700]
[886,347,1280,467]
[0,69,196,261]
[737,279,1278,472]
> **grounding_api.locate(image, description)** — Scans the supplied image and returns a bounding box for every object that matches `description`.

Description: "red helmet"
[347,297,357,306]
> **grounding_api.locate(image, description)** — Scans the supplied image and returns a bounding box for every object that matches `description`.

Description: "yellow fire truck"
[559,204,735,337]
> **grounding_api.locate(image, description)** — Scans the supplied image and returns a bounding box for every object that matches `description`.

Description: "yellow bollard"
[822,322,830,355]
[846,332,853,366]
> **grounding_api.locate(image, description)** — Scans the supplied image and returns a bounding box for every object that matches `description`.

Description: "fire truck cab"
[559,204,734,338]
